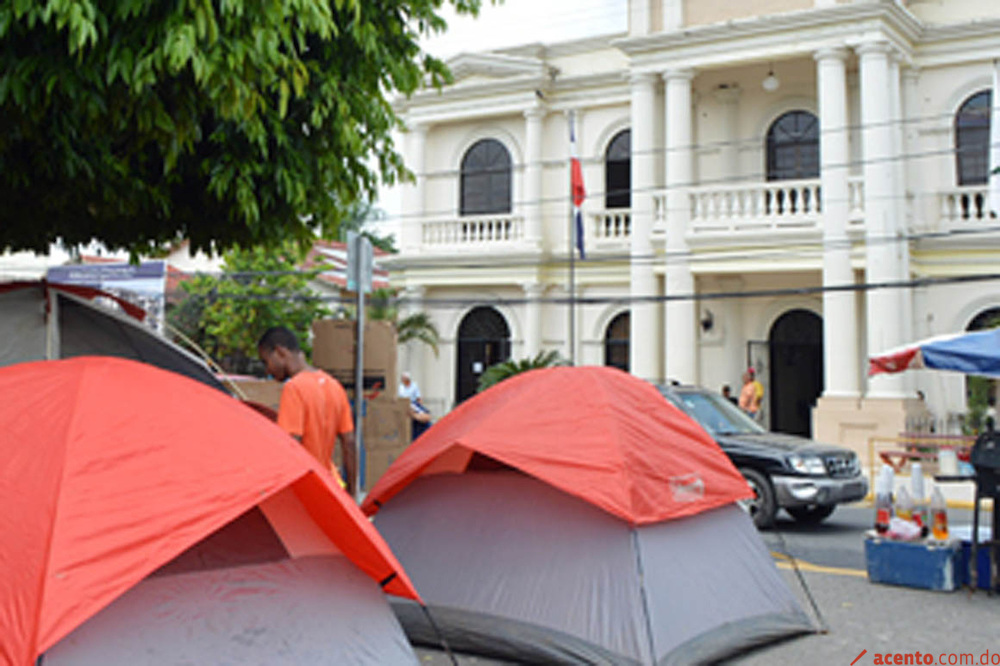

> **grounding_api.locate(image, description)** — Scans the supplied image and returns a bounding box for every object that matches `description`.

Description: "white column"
[890,56,914,372]
[859,41,905,397]
[522,282,543,359]
[630,0,652,36]
[401,123,427,253]
[712,85,741,183]
[630,73,659,381]
[663,69,697,385]
[523,107,545,246]
[662,0,683,31]
[816,48,860,397]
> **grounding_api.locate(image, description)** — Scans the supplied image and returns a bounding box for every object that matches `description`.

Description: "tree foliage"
[168,241,330,373]
[365,287,439,355]
[0,0,481,255]
[477,350,567,393]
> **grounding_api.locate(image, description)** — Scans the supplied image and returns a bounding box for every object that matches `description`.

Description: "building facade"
[384,0,1000,456]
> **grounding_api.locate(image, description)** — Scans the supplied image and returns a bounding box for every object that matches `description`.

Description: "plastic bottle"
[895,485,913,522]
[931,486,949,540]
[910,463,928,537]
[874,466,893,535]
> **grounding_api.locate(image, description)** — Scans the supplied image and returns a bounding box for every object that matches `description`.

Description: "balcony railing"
[590,209,631,241]
[688,179,822,235]
[939,186,992,226]
[421,214,524,247]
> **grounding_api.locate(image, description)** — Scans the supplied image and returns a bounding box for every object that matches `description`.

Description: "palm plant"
[397,312,440,357]
[477,350,568,393]
[364,288,440,357]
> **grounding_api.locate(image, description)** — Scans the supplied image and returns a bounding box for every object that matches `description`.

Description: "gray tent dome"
[375,472,813,665]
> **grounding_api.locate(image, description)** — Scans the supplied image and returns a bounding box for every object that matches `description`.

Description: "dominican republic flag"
[869,328,1000,378]
[990,59,1000,217]
[570,112,586,259]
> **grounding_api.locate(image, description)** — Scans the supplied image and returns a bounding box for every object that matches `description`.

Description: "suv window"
[663,389,766,437]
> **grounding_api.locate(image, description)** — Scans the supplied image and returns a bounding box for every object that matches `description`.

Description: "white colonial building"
[384,0,1000,456]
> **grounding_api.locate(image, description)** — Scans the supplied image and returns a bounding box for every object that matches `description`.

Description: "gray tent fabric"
[45,555,419,665]
[55,293,227,392]
[0,286,47,363]
[0,283,226,393]
[374,472,813,665]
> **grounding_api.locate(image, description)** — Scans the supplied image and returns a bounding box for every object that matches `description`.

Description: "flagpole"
[990,58,1000,217]
[568,109,586,366]
[569,189,576,366]
[569,110,577,366]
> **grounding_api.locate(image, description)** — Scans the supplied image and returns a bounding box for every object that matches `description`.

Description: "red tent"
[361,366,811,665]
[362,365,751,524]
[0,357,419,666]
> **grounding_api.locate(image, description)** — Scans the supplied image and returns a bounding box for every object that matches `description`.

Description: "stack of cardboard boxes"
[228,319,412,490]
[311,319,412,489]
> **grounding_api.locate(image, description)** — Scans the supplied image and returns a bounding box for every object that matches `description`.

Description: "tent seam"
[30,359,86,658]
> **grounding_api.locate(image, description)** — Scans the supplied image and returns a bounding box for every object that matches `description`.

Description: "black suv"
[657,384,868,529]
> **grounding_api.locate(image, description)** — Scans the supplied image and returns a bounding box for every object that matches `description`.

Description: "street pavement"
[415,504,999,665]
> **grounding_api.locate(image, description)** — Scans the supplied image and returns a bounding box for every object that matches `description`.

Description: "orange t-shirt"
[277,369,354,478]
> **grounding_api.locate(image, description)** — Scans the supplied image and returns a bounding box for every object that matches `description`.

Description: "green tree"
[169,241,330,373]
[0,0,482,255]
[477,350,567,393]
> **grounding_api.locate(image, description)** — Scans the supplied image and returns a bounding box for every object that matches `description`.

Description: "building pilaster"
[816,48,860,398]
[523,107,545,247]
[630,72,660,381]
[401,123,428,253]
[858,41,905,397]
[663,68,697,385]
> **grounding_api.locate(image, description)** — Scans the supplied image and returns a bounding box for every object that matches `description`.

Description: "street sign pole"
[347,232,374,501]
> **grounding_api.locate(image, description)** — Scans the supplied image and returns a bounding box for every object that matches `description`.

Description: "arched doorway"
[768,309,823,437]
[604,311,630,372]
[455,306,511,404]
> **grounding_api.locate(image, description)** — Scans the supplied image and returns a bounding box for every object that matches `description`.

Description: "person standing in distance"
[738,368,764,422]
[257,326,357,497]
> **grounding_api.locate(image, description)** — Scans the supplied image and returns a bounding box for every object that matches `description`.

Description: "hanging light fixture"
[762,63,780,93]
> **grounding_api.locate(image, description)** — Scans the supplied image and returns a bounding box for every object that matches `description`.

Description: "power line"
[173,271,1000,308]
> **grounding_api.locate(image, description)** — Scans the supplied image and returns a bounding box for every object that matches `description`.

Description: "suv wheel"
[738,467,777,529]
[786,504,836,524]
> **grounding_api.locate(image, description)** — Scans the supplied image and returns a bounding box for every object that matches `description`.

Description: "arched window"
[605,130,631,209]
[455,306,512,404]
[766,111,820,181]
[604,311,630,373]
[460,139,512,216]
[955,91,992,186]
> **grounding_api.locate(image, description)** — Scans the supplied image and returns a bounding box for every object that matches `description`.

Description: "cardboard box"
[864,536,961,591]
[363,397,412,452]
[229,379,284,412]
[364,448,402,490]
[312,319,398,399]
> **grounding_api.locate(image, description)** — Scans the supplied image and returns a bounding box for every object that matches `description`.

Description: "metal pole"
[354,249,365,502]
[569,207,576,366]
[569,110,577,366]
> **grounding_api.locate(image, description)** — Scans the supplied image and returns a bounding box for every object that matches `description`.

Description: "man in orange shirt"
[257,326,357,497]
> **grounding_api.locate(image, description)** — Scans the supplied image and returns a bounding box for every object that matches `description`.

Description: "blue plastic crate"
[864,537,961,591]
[957,541,996,591]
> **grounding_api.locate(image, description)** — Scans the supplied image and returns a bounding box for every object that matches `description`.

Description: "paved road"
[417,502,999,665]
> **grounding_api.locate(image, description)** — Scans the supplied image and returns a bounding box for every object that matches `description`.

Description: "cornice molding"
[445,52,552,81]
[612,1,922,56]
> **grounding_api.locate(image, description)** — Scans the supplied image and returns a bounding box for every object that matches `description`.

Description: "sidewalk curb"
[860,494,991,511]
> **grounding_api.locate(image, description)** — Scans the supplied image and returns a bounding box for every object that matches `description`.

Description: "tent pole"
[772,528,828,633]
[630,527,658,665]
[420,605,459,666]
